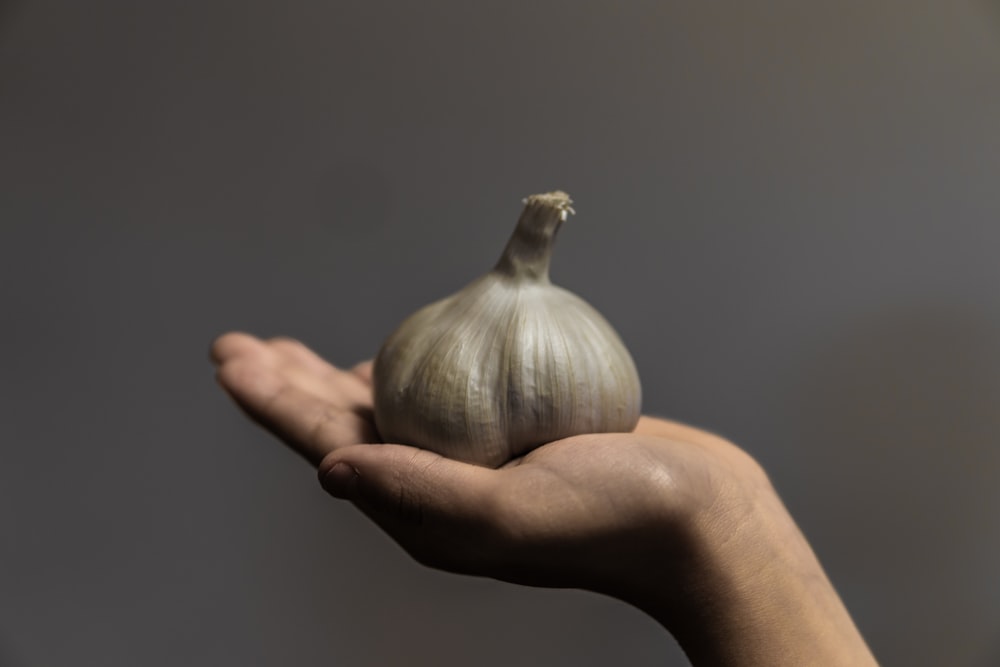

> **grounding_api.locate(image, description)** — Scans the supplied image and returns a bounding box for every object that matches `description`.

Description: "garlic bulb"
[373,191,641,468]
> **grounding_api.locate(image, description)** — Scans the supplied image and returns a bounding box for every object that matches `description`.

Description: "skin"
[211,332,878,666]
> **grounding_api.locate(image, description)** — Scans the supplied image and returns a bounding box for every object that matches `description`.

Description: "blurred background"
[2,1,999,665]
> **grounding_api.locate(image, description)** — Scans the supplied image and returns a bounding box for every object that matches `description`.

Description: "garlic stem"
[493,191,574,282]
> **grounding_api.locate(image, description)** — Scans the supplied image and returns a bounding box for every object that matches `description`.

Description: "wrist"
[629,470,877,666]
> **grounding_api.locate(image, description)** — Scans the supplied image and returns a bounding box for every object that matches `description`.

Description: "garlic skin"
[373,192,641,468]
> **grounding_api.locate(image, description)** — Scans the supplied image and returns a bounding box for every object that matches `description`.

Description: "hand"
[211,332,877,667]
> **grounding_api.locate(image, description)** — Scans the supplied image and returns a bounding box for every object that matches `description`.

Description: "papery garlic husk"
[373,191,641,468]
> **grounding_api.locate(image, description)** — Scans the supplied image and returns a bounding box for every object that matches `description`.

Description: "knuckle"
[387,450,433,525]
[307,408,339,446]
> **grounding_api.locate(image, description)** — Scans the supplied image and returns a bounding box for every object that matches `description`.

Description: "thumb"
[318,443,502,530]
[317,444,508,575]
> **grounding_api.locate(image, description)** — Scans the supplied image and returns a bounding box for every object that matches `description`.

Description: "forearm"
[638,488,877,666]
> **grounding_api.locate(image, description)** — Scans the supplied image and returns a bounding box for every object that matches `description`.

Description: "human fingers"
[213,333,378,464]
[263,337,374,404]
[213,333,368,401]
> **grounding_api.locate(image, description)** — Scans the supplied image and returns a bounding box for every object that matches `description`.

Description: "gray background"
[2,1,999,665]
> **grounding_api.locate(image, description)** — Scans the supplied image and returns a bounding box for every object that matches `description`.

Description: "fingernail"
[322,462,359,499]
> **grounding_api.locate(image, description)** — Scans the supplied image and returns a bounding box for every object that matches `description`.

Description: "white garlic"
[373,191,641,468]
